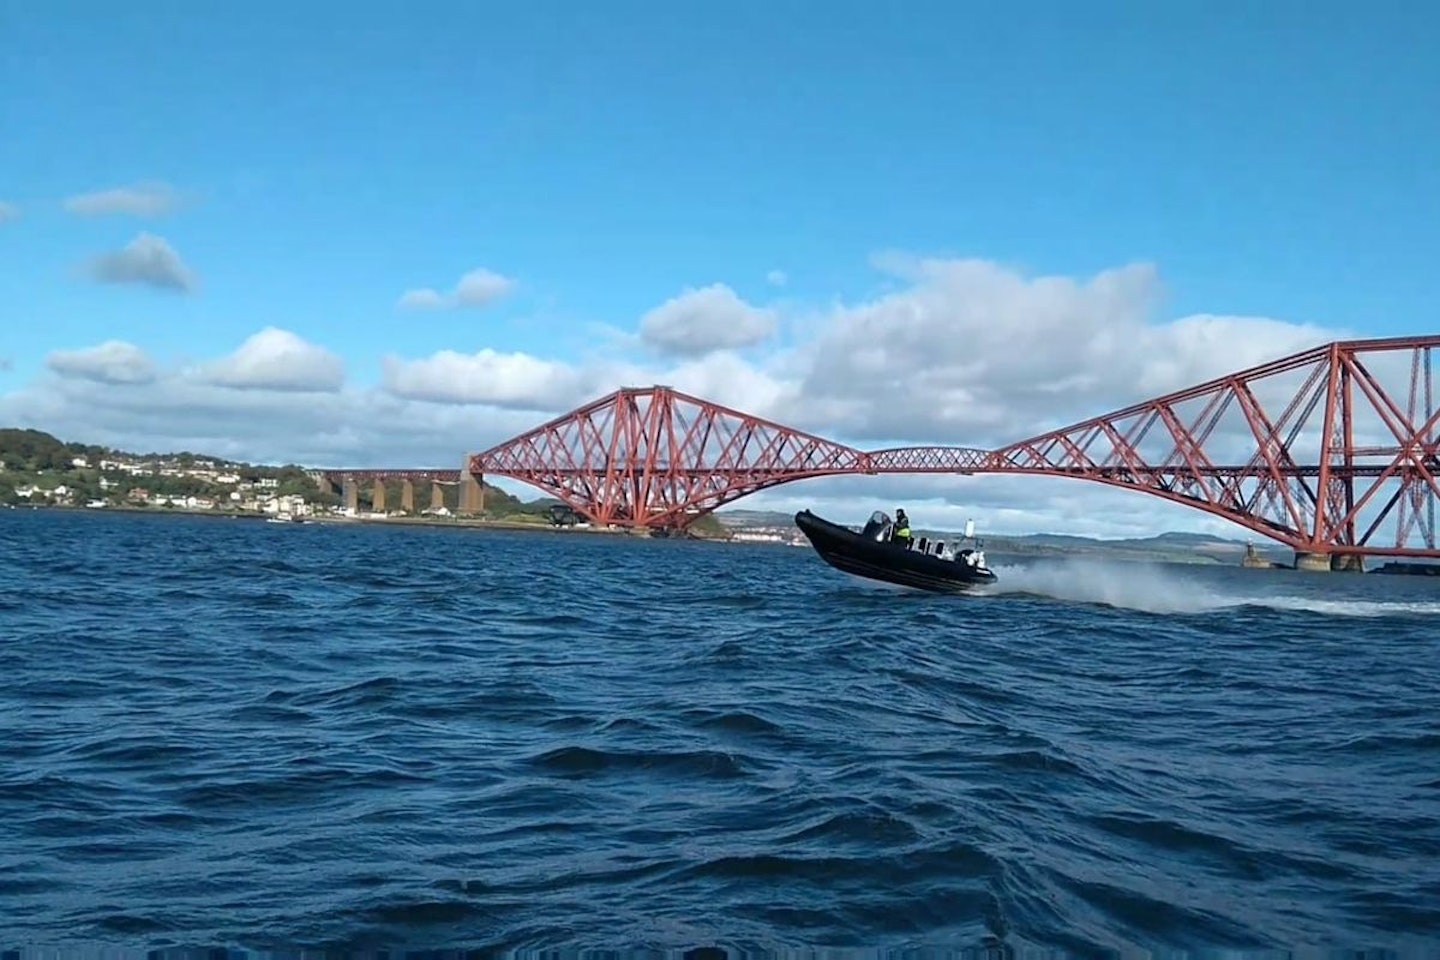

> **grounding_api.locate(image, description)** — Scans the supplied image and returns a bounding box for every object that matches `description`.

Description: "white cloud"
[397,288,448,310]
[381,348,587,410]
[46,341,156,385]
[196,327,345,393]
[64,181,182,217]
[1131,313,1335,397]
[0,200,19,222]
[398,267,514,311]
[454,268,514,306]
[626,350,796,415]
[766,269,788,287]
[638,283,778,357]
[86,232,197,292]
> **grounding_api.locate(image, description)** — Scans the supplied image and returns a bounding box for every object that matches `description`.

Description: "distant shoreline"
[0,503,729,540]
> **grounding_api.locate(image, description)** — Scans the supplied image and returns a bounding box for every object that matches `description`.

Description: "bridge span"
[324,335,1440,570]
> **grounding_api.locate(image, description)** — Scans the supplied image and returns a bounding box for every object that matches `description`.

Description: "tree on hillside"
[0,428,71,470]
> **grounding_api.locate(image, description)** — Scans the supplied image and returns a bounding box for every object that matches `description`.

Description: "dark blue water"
[3,509,1438,956]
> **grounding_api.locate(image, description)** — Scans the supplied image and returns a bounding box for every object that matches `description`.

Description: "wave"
[1252,596,1440,618]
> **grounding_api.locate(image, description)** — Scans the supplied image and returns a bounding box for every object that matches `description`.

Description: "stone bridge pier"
[1294,551,1365,572]
[460,465,484,514]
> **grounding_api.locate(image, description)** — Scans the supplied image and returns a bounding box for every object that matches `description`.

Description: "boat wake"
[978,560,1231,614]
[977,559,1440,618]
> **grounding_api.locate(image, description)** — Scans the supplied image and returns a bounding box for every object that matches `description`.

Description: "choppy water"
[2,509,1438,957]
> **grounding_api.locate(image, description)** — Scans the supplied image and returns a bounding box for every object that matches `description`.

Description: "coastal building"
[262,493,310,517]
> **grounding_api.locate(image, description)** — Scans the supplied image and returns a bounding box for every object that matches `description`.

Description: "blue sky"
[2,2,1437,535]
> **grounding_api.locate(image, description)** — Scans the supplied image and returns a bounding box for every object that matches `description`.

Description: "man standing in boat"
[892,509,912,546]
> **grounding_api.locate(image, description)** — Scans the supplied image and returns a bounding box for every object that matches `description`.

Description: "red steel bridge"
[323,335,1440,568]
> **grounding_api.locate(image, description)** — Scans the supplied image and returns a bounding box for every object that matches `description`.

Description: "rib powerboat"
[794,509,997,593]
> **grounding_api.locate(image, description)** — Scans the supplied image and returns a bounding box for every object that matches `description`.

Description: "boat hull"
[794,510,997,593]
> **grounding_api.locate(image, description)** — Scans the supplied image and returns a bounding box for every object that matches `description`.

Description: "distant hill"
[712,506,1290,564]
[0,427,109,471]
[1011,529,1259,554]
[714,509,797,528]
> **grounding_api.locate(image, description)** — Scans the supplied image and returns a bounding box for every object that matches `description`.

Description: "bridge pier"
[430,482,445,512]
[344,478,358,515]
[316,475,334,496]
[400,479,414,514]
[459,466,484,515]
[370,479,386,514]
[1294,551,1365,573]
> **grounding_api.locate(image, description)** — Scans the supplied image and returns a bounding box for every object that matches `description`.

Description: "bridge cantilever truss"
[330,334,1440,560]
[977,336,1440,558]
[469,386,871,528]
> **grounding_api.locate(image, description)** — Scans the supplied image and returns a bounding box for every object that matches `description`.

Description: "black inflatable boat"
[794,509,998,593]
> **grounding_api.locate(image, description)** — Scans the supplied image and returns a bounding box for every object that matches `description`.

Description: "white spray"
[978,559,1230,614]
[975,558,1440,618]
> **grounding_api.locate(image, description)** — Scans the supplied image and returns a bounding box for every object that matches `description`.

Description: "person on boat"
[892,509,912,546]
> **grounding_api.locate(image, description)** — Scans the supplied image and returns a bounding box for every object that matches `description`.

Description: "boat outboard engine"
[860,510,892,542]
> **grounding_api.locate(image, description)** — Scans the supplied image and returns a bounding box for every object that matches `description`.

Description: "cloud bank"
[1,256,1352,537]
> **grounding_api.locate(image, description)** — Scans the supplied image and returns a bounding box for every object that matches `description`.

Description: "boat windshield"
[861,510,892,541]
